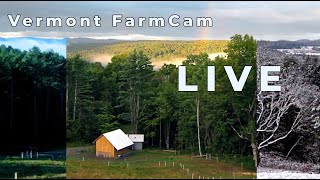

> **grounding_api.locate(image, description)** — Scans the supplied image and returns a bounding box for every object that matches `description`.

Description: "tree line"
[66,34,257,165]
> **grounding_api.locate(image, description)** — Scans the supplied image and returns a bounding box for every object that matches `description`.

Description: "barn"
[93,129,134,158]
[128,134,144,150]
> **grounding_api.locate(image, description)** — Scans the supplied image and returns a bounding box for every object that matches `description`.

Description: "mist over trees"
[68,40,229,61]
[0,45,66,154]
[66,35,257,165]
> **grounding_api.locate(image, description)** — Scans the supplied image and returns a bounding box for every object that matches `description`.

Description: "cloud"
[85,34,180,40]
[214,7,320,24]
[1,2,320,40]
[0,31,190,40]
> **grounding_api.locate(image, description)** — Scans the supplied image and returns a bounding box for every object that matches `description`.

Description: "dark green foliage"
[0,45,66,153]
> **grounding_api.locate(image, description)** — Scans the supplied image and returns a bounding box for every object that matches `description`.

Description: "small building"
[93,129,134,158]
[127,134,144,150]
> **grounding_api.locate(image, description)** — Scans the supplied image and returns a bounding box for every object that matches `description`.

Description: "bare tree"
[256,43,320,162]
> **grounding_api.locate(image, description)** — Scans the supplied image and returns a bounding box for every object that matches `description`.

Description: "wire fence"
[67,153,256,179]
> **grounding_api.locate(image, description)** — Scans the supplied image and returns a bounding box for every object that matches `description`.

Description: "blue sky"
[1,1,320,40]
[0,37,66,57]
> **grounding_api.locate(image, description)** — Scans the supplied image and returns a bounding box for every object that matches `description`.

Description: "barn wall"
[114,147,130,157]
[133,142,143,150]
[96,136,115,158]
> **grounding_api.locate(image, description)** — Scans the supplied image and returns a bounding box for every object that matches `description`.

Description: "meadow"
[0,156,66,179]
[67,146,256,179]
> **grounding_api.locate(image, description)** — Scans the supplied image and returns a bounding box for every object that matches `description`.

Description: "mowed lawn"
[67,146,256,179]
[0,157,66,179]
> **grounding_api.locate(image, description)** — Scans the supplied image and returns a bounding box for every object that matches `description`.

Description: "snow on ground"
[258,167,320,179]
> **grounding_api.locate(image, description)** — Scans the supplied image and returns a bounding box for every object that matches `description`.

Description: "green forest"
[0,45,66,153]
[66,34,257,166]
[68,40,229,61]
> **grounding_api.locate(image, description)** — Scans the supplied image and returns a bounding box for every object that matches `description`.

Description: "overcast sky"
[0,1,320,40]
[0,37,66,57]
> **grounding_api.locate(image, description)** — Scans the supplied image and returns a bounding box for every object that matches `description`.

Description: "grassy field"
[67,146,256,179]
[0,157,66,179]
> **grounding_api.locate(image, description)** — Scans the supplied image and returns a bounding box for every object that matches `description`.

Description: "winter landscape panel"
[256,40,320,179]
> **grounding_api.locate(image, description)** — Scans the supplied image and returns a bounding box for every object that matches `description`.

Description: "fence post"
[37,152,39,159]
[183,164,185,170]
[192,173,194,179]
[82,157,84,162]
[30,151,32,159]
[159,161,161,167]
[108,161,110,166]
[165,161,166,167]
[173,162,174,167]
[21,152,23,159]
[127,162,129,168]
[14,172,17,179]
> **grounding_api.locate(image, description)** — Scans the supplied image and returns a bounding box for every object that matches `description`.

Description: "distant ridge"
[259,39,320,49]
[67,38,125,52]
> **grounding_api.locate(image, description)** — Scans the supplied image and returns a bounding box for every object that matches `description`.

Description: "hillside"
[259,39,320,49]
[67,40,229,66]
[67,38,126,52]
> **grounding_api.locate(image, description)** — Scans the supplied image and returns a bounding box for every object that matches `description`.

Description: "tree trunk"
[73,77,77,121]
[66,78,68,114]
[152,137,154,147]
[46,88,49,124]
[10,79,14,129]
[196,98,202,156]
[33,87,38,144]
[129,84,134,134]
[166,122,170,149]
[159,119,162,149]
[251,134,258,168]
[135,94,140,134]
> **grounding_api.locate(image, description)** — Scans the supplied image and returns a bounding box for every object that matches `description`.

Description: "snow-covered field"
[258,167,320,179]
[258,151,320,179]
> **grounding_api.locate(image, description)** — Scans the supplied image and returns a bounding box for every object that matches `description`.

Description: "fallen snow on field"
[258,167,320,179]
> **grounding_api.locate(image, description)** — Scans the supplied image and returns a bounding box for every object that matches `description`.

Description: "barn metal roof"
[99,129,134,151]
[128,134,144,143]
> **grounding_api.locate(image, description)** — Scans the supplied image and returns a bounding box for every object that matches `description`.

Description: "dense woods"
[0,45,66,154]
[66,34,257,165]
[68,40,229,61]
